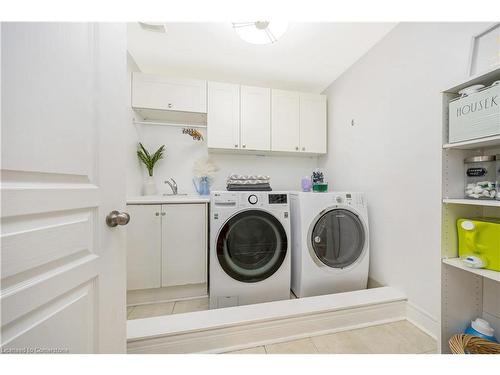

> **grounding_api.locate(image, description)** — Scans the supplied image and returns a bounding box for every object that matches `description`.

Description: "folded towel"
[227,182,270,188]
[227,185,272,191]
[228,174,270,181]
[227,179,270,185]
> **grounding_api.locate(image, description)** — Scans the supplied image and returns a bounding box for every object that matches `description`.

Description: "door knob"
[106,210,130,227]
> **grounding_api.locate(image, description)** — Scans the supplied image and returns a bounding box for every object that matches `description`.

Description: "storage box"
[449,84,499,143]
[457,218,500,272]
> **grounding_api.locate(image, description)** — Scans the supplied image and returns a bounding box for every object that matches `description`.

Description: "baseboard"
[127,288,407,354]
[406,301,439,340]
[127,283,207,306]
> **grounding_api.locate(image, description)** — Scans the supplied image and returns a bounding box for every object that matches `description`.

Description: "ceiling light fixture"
[138,22,168,34]
[232,21,288,45]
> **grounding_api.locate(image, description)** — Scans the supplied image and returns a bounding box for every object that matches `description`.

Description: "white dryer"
[210,191,291,309]
[290,192,369,298]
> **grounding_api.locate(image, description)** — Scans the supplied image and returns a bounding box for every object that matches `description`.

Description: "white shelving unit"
[440,67,500,353]
[442,258,500,283]
[442,198,500,208]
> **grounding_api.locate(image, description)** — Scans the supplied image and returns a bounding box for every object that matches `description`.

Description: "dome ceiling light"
[232,21,288,45]
[138,22,168,33]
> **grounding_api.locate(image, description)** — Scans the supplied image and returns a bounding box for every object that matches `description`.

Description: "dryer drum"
[216,209,288,283]
[311,208,366,269]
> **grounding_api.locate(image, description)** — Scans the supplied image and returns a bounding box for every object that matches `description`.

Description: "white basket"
[449,84,499,143]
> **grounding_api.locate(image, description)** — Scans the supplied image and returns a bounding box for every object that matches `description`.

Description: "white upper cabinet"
[240,85,271,151]
[207,82,240,149]
[132,72,207,113]
[299,93,327,154]
[271,89,300,152]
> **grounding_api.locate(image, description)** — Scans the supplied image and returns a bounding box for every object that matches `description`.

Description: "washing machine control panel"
[269,194,287,204]
[248,194,258,205]
[332,192,364,207]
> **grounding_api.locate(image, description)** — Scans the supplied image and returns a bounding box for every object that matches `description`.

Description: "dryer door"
[216,209,287,283]
[310,208,366,269]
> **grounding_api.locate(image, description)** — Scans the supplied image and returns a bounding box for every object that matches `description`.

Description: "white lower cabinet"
[126,203,208,291]
[126,204,162,291]
[161,204,207,287]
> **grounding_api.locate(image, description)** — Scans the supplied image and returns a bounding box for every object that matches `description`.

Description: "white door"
[271,89,300,152]
[1,23,127,353]
[126,205,162,291]
[240,85,271,151]
[207,81,240,150]
[161,204,207,287]
[299,93,327,154]
[132,72,207,113]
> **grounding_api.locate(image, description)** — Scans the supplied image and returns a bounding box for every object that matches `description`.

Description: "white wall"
[319,22,491,335]
[126,55,318,197]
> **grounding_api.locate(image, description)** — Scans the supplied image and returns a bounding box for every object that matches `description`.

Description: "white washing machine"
[290,192,369,298]
[210,191,291,309]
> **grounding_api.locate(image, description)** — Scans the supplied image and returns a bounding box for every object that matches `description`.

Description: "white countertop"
[127,195,210,205]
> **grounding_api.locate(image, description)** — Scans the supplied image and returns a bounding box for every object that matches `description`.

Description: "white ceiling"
[127,22,396,93]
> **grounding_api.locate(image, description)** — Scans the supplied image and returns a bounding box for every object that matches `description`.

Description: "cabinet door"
[240,85,271,151]
[126,205,162,290]
[299,93,327,154]
[207,81,240,149]
[271,89,300,152]
[162,204,207,287]
[132,72,207,113]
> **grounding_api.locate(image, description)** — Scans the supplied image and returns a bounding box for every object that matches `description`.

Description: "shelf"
[442,258,500,282]
[443,135,500,150]
[134,120,207,129]
[443,198,500,208]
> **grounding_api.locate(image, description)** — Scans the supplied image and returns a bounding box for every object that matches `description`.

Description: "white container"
[464,155,496,200]
[448,84,499,143]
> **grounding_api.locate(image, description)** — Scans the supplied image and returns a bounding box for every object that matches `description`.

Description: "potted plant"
[137,142,165,196]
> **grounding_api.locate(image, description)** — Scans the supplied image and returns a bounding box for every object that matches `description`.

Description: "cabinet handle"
[167,103,173,108]
[161,212,166,216]
[155,212,160,216]
[295,146,299,151]
[302,147,305,151]
[234,144,238,148]
[242,144,246,148]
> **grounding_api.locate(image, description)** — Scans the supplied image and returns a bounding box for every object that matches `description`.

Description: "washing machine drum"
[216,209,288,283]
[311,208,366,269]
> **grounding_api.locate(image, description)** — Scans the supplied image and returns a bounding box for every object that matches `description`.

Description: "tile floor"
[127,297,209,320]
[224,321,437,354]
[127,292,297,320]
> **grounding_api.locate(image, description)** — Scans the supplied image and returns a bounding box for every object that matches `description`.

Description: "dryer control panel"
[332,192,365,207]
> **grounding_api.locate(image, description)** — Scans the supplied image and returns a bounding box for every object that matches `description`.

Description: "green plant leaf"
[137,143,165,177]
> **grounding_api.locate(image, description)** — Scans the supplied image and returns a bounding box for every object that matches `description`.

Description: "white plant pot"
[142,176,157,196]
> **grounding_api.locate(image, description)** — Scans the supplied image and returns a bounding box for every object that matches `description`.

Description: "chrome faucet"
[164,178,178,195]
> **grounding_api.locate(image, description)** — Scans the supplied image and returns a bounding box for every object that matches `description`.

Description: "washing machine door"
[216,209,287,283]
[310,208,366,269]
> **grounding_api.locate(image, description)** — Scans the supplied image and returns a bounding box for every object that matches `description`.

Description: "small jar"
[464,155,496,200]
